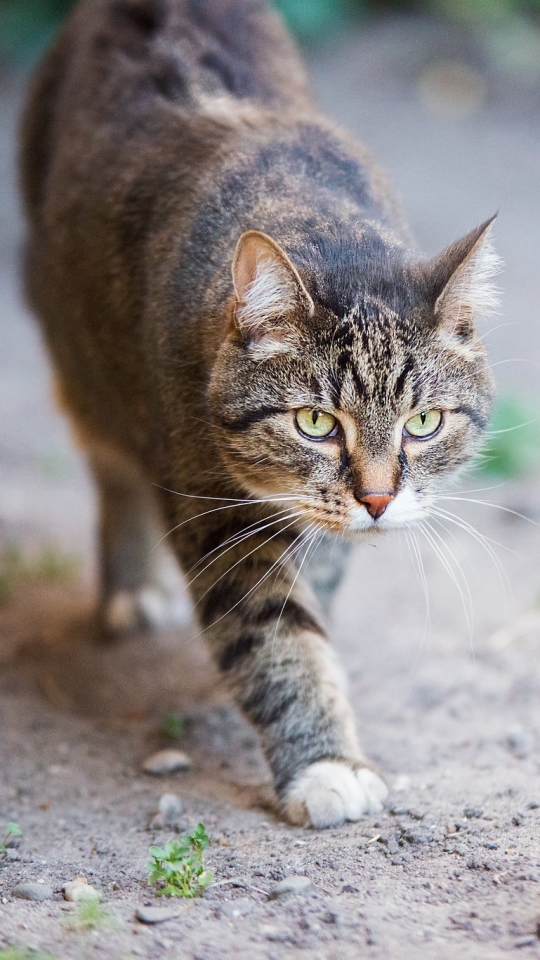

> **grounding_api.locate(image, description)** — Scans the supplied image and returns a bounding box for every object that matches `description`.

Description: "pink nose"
[359,493,395,520]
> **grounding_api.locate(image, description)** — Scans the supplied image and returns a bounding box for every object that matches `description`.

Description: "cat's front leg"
[193,536,387,828]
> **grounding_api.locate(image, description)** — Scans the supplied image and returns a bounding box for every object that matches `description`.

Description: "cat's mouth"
[292,486,427,537]
[349,487,426,531]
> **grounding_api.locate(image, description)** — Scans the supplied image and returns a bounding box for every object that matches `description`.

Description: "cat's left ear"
[232,231,314,353]
[428,215,501,338]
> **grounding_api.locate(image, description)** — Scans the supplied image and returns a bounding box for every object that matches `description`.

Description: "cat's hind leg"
[89,447,189,638]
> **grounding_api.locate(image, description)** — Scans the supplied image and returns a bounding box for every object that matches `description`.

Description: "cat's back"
[21,0,312,224]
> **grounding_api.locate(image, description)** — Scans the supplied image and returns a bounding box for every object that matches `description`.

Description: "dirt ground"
[2,14,540,960]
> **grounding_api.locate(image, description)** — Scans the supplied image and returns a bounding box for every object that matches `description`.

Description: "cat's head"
[208,221,498,536]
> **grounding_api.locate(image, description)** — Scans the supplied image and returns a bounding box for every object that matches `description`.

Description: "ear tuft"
[232,231,314,352]
[430,216,502,338]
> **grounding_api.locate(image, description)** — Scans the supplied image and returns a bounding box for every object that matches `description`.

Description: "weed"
[0,949,56,960]
[148,823,213,897]
[0,822,21,855]
[0,543,79,606]
[63,900,115,932]
[159,711,185,743]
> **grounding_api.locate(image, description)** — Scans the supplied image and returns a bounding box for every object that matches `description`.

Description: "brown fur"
[20,0,498,826]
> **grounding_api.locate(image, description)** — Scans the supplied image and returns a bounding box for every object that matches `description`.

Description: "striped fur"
[21,0,496,826]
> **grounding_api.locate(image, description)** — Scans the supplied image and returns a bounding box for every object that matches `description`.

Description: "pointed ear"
[428,215,501,338]
[232,231,314,352]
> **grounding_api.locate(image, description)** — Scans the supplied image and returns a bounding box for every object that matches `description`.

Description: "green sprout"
[0,543,79,607]
[0,822,22,854]
[148,823,213,898]
[63,900,114,932]
[159,711,185,743]
[0,949,56,960]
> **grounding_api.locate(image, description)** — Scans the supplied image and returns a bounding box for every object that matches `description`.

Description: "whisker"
[153,483,305,505]
[271,526,321,647]
[184,512,306,599]
[183,523,318,647]
[431,506,517,559]
[189,512,314,613]
[152,501,299,554]
[430,510,511,610]
[419,520,474,642]
[185,507,302,574]
[436,497,540,529]
[404,528,431,679]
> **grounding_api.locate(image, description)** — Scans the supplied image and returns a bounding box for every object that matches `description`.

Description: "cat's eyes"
[295,408,338,440]
[403,410,442,439]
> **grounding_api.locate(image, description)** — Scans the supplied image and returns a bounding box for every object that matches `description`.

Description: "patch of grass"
[0,544,80,607]
[148,823,213,898]
[0,950,56,960]
[0,822,21,855]
[33,548,79,584]
[477,395,540,478]
[63,901,115,932]
[159,711,185,743]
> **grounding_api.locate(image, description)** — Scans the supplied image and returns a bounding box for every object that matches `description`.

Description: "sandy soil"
[1,15,540,960]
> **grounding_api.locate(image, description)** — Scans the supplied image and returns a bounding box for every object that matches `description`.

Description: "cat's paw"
[103,587,191,634]
[284,760,388,828]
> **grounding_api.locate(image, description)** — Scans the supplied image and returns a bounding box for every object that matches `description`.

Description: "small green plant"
[64,900,112,932]
[0,822,22,855]
[0,543,79,606]
[159,711,185,743]
[148,823,213,898]
[0,949,56,960]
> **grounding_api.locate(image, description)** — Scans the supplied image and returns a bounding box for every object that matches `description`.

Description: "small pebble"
[136,906,182,924]
[463,807,483,819]
[260,924,293,943]
[142,750,192,775]
[220,898,254,918]
[507,726,533,759]
[12,883,53,902]
[64,877,102,902]
[159,793,183,824]
[268,875,312,900]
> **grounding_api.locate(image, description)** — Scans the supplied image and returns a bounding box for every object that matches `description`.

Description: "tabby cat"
[20,0,498,827]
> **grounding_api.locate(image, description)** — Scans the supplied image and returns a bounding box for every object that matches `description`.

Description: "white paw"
[284,760,388,829]
[104,587,191,633]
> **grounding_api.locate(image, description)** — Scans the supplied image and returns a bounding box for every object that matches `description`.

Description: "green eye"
[404,410,442,439]
[295,408,337,440]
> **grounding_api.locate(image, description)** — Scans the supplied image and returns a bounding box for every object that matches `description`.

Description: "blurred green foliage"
[0,542,80,606]
[2,0,540,64]
[0,0,76,66]
[478,395,540,479]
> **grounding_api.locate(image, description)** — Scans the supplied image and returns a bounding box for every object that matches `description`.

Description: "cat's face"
[208,226,497,537]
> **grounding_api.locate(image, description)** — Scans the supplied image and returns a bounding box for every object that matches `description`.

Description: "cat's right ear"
[427,215,501,339]
[232,231,314,355]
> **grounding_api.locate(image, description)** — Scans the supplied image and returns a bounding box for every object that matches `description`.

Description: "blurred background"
[1,0,540,624]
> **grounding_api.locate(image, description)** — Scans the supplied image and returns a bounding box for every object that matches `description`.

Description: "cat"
[20,0,498,828]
